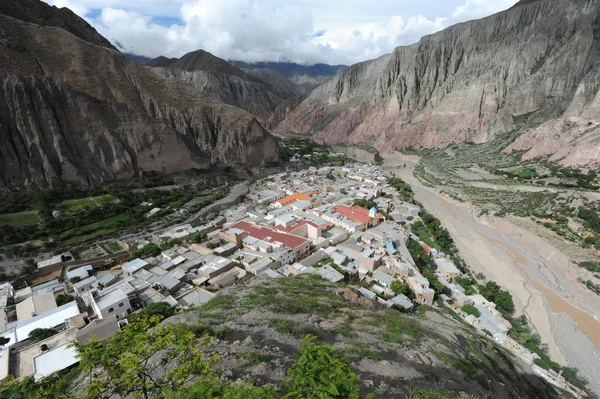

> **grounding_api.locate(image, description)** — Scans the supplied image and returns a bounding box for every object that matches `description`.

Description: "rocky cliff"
[145,52,304,125]
[276,0,600,168]
[0,1,281,187]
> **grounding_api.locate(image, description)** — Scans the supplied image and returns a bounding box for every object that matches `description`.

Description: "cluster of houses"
[0,163,540,383]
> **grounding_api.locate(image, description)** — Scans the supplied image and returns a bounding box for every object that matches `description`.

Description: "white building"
[90,288,131,319]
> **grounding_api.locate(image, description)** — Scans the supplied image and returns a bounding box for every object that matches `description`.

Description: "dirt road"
[383,153,600,393]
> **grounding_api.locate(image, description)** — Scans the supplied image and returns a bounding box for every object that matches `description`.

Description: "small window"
[108,307,114,313]
[118,302,124,308]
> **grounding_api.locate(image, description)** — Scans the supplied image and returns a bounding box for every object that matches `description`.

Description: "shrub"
[461,304,481,318]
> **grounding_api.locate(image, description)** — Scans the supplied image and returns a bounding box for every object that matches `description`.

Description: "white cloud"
[43,0,519,65]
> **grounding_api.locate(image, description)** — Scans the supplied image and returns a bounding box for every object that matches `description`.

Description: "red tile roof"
[233,221,308,249]
[333,205,372,224]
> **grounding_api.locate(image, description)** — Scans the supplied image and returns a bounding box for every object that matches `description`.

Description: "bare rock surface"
[276,0,600,168]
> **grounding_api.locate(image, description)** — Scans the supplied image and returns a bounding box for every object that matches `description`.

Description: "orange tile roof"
[333,205,372,224]
[272,192,311,207]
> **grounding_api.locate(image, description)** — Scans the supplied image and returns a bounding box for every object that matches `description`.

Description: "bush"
[461,304,481,318]
[28,328,57,342]
[190,231,207,243]
[55,293,75,306]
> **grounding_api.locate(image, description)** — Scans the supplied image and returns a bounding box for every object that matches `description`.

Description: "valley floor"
[382,152,600,393]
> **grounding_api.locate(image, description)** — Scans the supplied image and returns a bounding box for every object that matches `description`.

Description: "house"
[385,294,414,310]
[270,193,311,208]
[12,301,81,343]
[372,269,395,288]
[360,249,383,272]
[90,288,131,319]
[219,228,247,246]
[122,258,149,275]
[177,289,216,308]
[66,265,93,281]
[317,265,345,283]
[197,255,235,279]
[434,258,461,280]
[16,293,57,321]
[358,287,377,301]
[233,221,310,260]
[37,252,73,270]
[76,315,121,345]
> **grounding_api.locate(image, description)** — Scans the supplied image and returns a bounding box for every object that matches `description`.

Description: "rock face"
[230,61,346,90]
[0,1,281,187]
[145,51,305,125]
[276,0,600,168]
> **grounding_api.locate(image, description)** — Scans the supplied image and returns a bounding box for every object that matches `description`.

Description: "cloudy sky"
[44,0,519,65]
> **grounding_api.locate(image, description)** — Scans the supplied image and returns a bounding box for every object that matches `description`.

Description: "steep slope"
[145,51,304,124]
[0,0,115,50]
[124,53,151,65]
[231,61,346,90]
[276,0,600,168]
[167,275,562,399]
[0,3,281,187]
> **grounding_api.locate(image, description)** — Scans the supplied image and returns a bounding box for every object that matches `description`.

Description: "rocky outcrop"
[145,52,304,125]
[275,0,600,168]
[0,5,281,187]
[0,0,115,50]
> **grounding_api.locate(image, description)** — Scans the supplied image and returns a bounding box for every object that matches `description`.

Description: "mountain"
[275,0,600,168]
[144,51,305,125]
[0,0,281,188]
[230,61,346,90]
[124,53,151,65]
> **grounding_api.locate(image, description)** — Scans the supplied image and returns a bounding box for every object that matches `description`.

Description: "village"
[0,162,581,395]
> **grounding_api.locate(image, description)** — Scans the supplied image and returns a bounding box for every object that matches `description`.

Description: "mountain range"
[0,0,280,187]
[274,0,600,168]
[1,0,599,189]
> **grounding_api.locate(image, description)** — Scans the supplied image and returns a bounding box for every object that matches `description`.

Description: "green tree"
[73,315,219,399]
[190,231,207,244]
[55,294,75,306]
[28,328,57,342]
[283,335,361,399]
[461,304,481,318]
[390,280,408,296]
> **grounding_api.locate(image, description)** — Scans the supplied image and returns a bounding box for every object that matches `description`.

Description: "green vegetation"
[412,211,454,253]
[190,231,207,243]
[28,328,58,342]
[582,279,600,296]
[388,177,414,202]
[284,335,361,399]
[0,211,41,227]
[127,243,161,261]
[55,294,75,306]
[58,194,117,215]
[106,241,122,252]
[352,199,377,210]
[478,281,515,313]
[455,276,477,296]
[0,179,231,251]
[461,304,481,318]
[281,138,351,165]
[505,314,590,391]
[269,318,310,337]
[391,280,409,296]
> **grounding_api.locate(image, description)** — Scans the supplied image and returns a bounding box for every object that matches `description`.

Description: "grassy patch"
[240,352,272,366]
[0,211,41,227]
[341,343,382,362]
[106,241,122,252]
[432,351,490,390]
[58,214,131,243]
[59,194,117,215]
[268,318,309,337]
